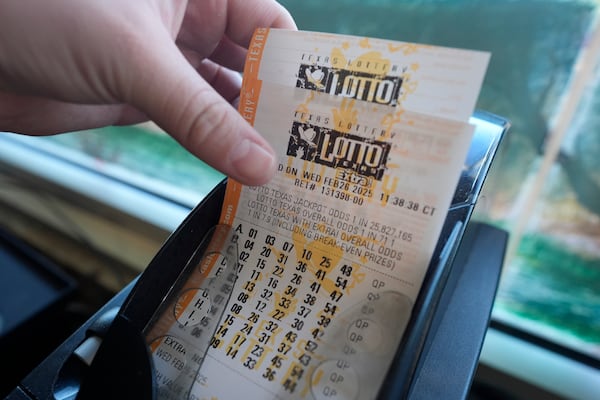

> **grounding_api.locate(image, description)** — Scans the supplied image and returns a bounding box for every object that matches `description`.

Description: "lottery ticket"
[149,29,490,399]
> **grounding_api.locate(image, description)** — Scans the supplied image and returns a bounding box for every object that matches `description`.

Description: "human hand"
[0,0,296,185]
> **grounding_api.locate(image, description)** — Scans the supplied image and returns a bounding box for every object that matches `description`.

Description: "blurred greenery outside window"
[39,0,600,361]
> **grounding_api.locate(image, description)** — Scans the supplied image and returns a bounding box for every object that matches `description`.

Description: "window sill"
[0,132,209,291]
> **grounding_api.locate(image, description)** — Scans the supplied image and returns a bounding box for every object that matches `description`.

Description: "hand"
[0,0,296,185]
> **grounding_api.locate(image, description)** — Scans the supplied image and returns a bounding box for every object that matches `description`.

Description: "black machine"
[6,111,509,400]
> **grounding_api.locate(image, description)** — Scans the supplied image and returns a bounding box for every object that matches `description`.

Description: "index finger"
[176,0,296,65]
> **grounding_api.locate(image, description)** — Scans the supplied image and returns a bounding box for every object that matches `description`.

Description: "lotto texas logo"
[286,122,391,180]
[296,64,402,107]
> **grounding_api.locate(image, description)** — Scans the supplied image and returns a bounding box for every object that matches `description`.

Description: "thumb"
[129,36,276,186]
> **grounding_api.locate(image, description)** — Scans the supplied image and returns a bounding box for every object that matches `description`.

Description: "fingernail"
[229,139,276,185]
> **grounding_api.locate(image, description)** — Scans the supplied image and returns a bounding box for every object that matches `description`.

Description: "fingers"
[0,0,295,187]
[180,45,243,101]
[225,0,297,47]
[156,0,296,184]
[207,36,247,72]
[177,0,296,60]
[196,59,242,104]
[131,35,276,186]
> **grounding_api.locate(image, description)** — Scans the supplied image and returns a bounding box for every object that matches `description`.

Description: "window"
[32,123,225,206]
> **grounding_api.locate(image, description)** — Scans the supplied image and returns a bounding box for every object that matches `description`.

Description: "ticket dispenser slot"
[5,111,508,400]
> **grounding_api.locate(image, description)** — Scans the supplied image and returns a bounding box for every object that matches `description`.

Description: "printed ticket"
[148,29,489,399]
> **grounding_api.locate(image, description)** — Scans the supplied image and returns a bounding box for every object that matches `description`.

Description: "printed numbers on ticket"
[153,29,489,399]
